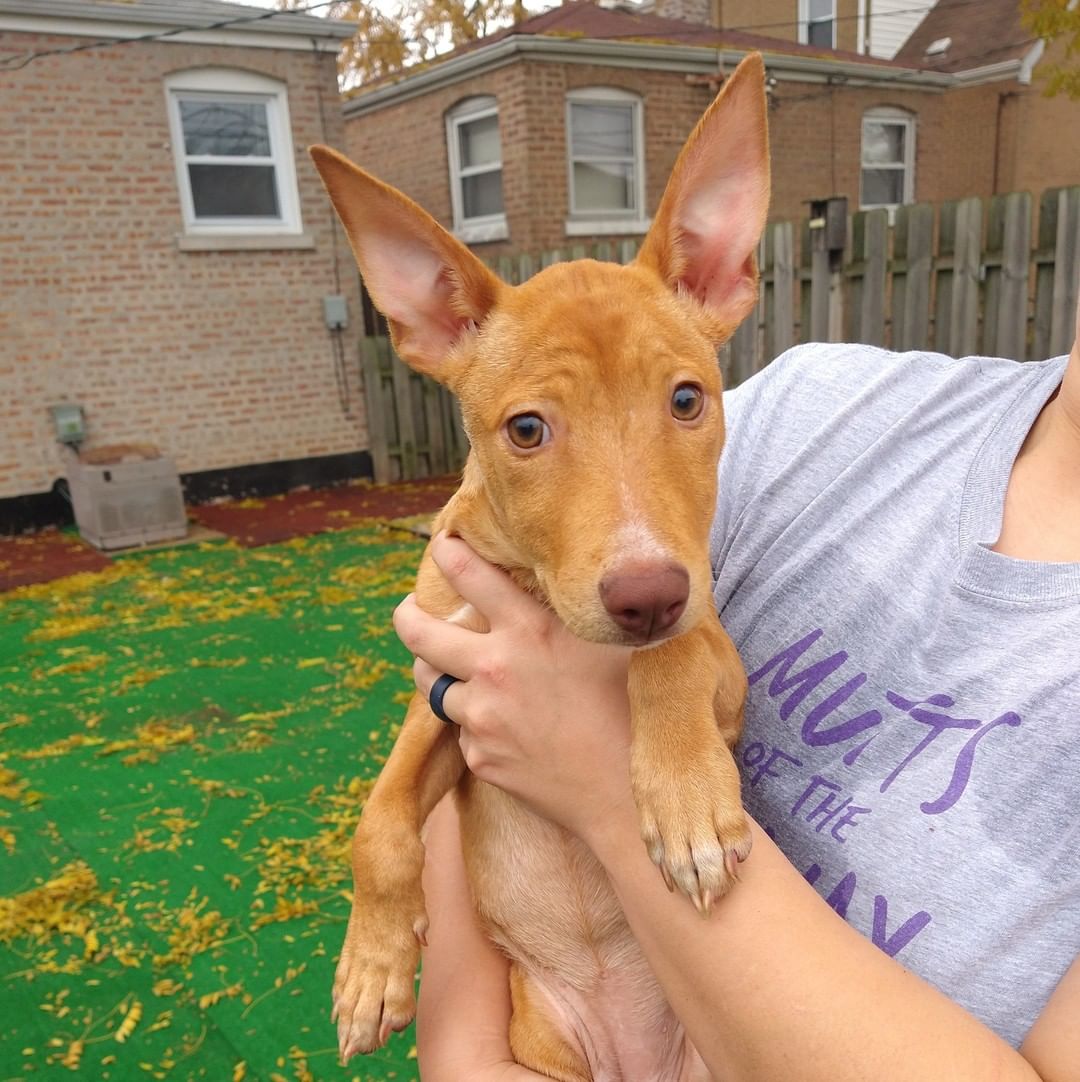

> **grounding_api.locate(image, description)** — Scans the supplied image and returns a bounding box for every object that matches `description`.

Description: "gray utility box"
[66,445,187,551]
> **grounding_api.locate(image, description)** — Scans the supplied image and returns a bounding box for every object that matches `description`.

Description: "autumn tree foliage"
[279,0,530,87]
[1022,0,1080,98]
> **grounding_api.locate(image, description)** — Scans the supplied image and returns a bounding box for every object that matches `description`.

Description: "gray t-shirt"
[711,343,1079,1047]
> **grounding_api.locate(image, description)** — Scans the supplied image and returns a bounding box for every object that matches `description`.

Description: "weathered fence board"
[983,191,1031,362]
[892,202,934,353]
[849,208,889,346]
[358,336,392,483]
[359,186,1080,480]
[936,198,983,360]
[1050,186,1080,357]
[763,222,796,359]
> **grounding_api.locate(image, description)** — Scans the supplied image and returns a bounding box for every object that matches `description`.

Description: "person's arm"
[583,798,1080,1082]
[395,533,1080,1082]
[417,794,550,1082]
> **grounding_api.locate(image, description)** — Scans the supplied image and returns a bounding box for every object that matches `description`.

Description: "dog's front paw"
[633,749,751,915]
[331,902,428,1063]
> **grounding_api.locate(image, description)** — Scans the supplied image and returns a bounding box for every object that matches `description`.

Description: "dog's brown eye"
[507,413,548,449]
[671,383,704,421]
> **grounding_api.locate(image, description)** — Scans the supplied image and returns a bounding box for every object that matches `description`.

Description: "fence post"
[359,337,392,483]
[892,203,933,352]
[849,208,889,346]
[801,219,830,341]
[983,191,1031,361]
[389,349,418,481]
[764,221,796,360]
[936,198,982,357]
[1050,187,1080,357]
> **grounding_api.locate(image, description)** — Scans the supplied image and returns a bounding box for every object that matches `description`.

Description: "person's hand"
[393,533,636,839]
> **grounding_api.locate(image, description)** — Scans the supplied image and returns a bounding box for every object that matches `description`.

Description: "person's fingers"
[393,594,483,681]
[413,656,467,727]
[429,533,545,628]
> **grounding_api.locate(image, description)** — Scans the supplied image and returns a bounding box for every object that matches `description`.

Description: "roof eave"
[0,3,356,45]
[947,57,1026,87]
[344,34,948,118]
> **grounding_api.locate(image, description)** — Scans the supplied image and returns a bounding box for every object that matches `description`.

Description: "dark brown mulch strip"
[188,476,459,547]
[0,528,111,591]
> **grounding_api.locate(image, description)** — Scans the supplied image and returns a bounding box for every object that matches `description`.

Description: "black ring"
[428,673,460,725]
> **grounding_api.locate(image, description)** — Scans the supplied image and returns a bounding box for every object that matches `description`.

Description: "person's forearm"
[587,802,1044,1082]
[417,798,552,1082]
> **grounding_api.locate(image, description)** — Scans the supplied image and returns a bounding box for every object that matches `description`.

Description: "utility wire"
[0,0,341,71]
[0,0,1033,73]
[689,0,997,37]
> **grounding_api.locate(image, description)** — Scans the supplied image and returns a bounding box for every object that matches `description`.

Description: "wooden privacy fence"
[360,185,1080,482]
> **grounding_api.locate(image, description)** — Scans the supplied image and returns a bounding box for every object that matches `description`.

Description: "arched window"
[164,69,302,236]
[445,96,507,243]
[565,87,647,236]
[860,107,916,212]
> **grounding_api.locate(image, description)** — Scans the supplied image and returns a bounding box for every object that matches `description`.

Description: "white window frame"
[860,107,916,216]
[798,0,837,48]
[165,68,303,237]
[564,87,650,237]
[446,96,508,244]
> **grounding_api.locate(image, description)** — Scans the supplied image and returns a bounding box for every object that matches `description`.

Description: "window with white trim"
[799,0,836,48]
[860,107,916,211]
[565,88,646,234]
[165,69,302,235]
[446,97,507,244]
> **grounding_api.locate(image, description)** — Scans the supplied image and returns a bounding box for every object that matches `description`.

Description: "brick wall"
[346,62,715,255]
[713,0,862,52]
[0,30,366,503]
[1007,40,1080,198]
[343,48,1077,315]
[345,57,1011,252]
[768,80,1003,220]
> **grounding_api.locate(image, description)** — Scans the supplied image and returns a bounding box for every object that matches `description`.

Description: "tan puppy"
[311,52,770,1081]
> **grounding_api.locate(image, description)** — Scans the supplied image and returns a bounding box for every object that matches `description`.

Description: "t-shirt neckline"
[956,357,1080,604]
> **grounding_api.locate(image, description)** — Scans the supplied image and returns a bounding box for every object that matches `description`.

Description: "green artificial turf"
[0,526,426,1082]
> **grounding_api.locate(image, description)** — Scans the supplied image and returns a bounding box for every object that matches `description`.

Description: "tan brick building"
[1,0,363,530]
[342,0,1077,256]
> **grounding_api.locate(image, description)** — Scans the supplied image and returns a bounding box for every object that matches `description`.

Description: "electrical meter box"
[66,445,187,551]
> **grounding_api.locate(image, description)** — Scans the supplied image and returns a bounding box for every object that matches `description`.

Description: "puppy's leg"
[333,699,464,1059]
[509,964,592,1082]
[628,613,750,913]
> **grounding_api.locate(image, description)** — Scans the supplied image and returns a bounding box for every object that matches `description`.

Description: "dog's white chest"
[459,781,709,1081]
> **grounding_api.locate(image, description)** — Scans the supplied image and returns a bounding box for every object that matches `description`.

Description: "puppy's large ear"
[309,146,503,382]
[636,52,770,338]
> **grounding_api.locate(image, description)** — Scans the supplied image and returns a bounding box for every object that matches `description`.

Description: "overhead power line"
[0,0,341,71]
[0,0,1025,73]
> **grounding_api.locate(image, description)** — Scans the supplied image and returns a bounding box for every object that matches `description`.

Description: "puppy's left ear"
[636,52,770,339]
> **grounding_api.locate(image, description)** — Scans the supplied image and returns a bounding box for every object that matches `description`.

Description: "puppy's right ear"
[309,146,503,382]
[635,52,770,342]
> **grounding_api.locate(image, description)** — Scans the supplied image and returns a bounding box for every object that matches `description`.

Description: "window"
[446,97,507,243]
[565,88,648,235]
[799,0,836,48]
[165,69,302,237]
[861,108,916,211]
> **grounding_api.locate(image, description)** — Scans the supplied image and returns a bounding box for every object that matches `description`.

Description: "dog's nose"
[599,562,690,641]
